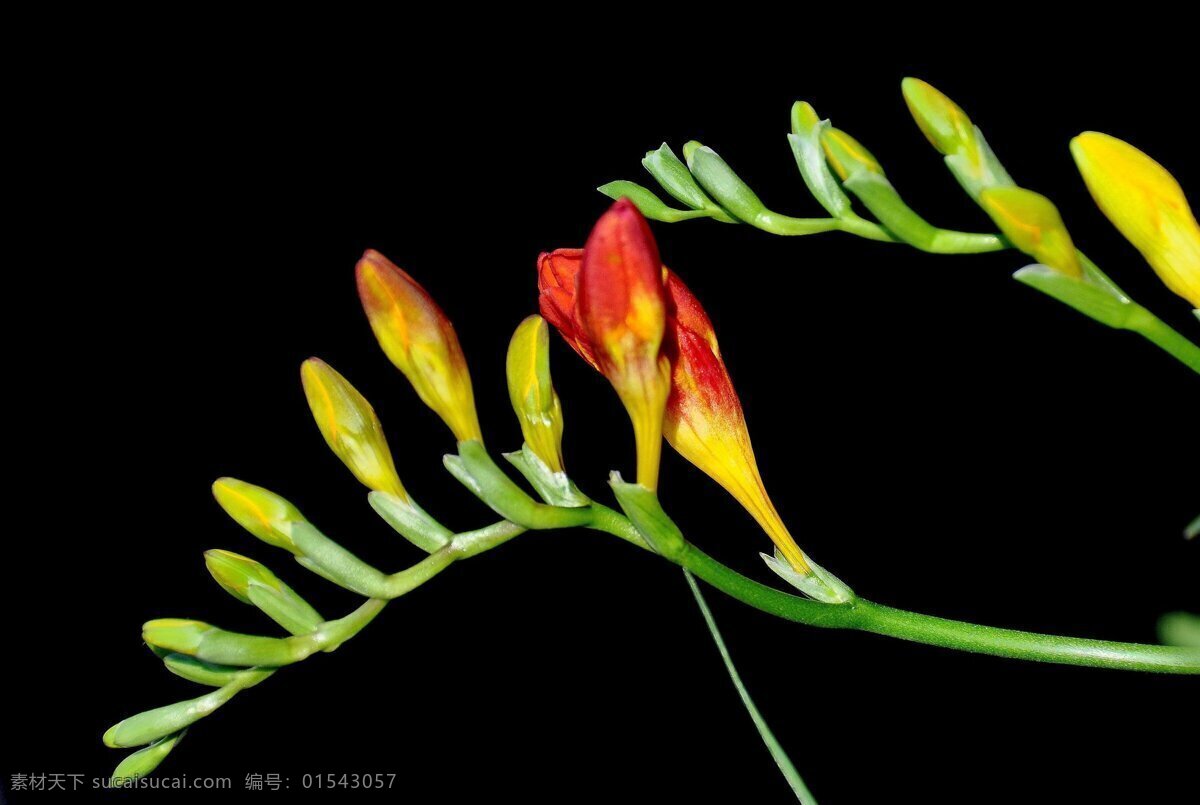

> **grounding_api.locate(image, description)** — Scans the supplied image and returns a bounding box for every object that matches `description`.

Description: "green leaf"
[608,473,685,558]
[1013,264,1139,329]
[503,444,590,508]
[684,570,818,804]
[162,653,246,687]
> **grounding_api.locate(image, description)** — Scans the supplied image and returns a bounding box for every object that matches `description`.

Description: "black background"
[6,33,1198,804]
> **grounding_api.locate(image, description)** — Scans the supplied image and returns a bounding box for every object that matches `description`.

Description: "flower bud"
[820,127,885,182]
[979,187,1082,278]
[204,549,324,634]
[506,315,565,473]
[576,199,672,489]
[141,619,213,655]
[683,142,771,226]
[356,250,483,441]
[300,358,406,498]
[901,77,975,157]
[211,478,306,554]
[1071,132,1200,307]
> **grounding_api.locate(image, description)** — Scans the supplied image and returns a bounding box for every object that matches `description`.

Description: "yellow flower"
[1071,132,1200,307]
[300,358,407,498]
[979,187,1082,278]
[356,250,483,442]
[506,315,565,473]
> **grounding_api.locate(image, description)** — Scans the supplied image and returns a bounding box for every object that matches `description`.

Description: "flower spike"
[356,250,484,441]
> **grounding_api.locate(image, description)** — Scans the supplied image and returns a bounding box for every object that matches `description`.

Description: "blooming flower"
[538,210,812,571]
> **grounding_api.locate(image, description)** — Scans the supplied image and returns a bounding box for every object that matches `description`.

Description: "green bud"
[204,549,324,634]
[212,478,306,554]
[162,653,245,687]
[596,180,712,223]
[204,549,281,604]
[820,127,885,181]
[143,619,315,666]
[110,731,186,785]
[788,101,852,218]
[641,143,736,222]
[141,619,212,655]
[683,142,770,226]
[608,472,685,559]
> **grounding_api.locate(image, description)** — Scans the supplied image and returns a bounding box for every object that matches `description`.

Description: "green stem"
[676,545,1200,674]
[684,570,818,804]
[1129,306,1200,373]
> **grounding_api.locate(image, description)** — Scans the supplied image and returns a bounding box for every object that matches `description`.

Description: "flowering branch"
[103,184,1198,791]
[600,79,1200,374]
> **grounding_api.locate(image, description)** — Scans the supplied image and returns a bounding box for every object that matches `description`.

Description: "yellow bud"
[212,478,306,554]
[1071,132,1200,307]
[820,127,885,182]
[300,358,407,498]
[901,77,976,157]
[979,187,1082,278]
[506,315,565,473]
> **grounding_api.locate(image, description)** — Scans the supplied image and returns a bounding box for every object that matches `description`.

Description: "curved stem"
[676,544,1200,674]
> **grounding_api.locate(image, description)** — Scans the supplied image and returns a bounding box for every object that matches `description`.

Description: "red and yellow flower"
[356,250,484,442]
[560,199,672,489]
[539,205,811,571]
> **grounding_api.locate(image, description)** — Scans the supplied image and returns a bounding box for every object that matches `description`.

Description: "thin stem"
[685,570,818,804]
[1129,306,1200,373]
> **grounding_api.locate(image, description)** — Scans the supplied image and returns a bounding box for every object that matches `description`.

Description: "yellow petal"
[1072,132,1200,307]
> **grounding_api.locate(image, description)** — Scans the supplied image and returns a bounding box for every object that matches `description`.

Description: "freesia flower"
[572,199,672,490]
[356,250,484,441]
[1071,132,1200,307]
[538,210,812,571]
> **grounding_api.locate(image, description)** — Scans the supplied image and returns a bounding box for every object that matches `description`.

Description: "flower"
[1071,132,1200,307]
[537,217,812,571]
[660,271,811,572]
[356,250,484,441]
[300,358,407,498]
[574,199,672,490]
[506,315,565,473]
